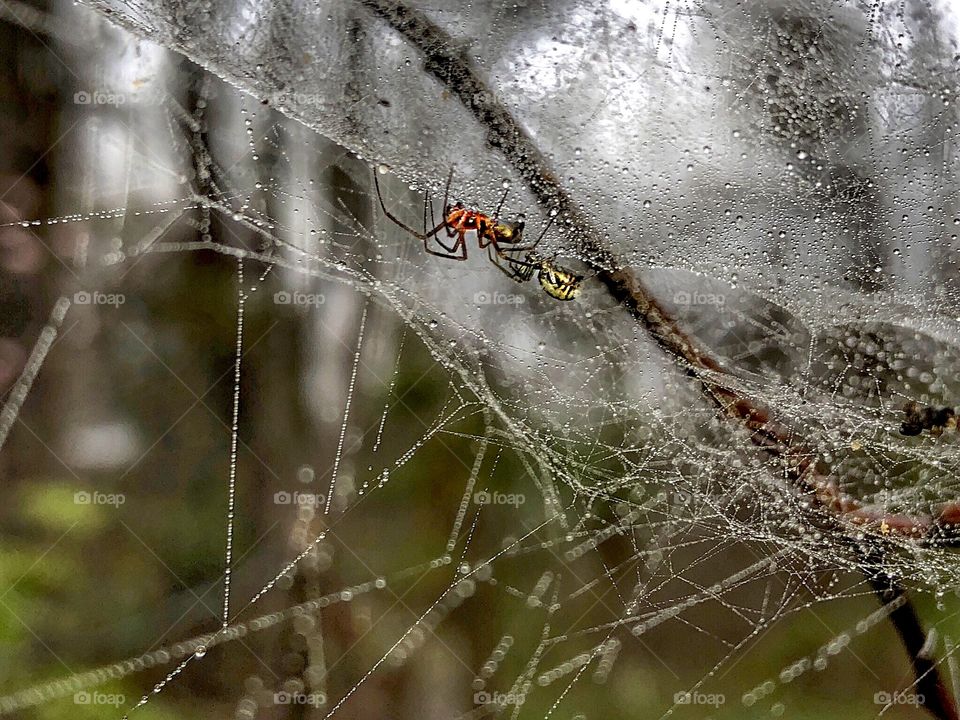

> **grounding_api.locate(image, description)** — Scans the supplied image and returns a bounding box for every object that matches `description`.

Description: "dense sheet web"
[2,0,960,719]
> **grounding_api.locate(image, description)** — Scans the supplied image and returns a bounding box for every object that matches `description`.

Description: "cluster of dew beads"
[473,634,515,692]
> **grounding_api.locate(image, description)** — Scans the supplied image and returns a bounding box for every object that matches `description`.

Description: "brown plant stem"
[357,1,960,717]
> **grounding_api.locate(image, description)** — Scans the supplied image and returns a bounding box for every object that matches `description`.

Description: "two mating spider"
[373,170,583,301]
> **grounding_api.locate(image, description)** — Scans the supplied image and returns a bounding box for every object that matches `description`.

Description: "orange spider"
[373,169,551,279]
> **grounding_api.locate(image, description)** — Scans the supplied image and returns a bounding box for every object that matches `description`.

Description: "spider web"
[1,1,960,719]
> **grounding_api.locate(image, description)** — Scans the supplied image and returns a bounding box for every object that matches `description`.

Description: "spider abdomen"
[537,261,583,301]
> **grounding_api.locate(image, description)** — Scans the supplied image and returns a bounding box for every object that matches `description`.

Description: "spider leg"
[426,231,467,260]
[422,189,430,237]
[423,193,457,243]
[424,195,472,255]
[441,169,453,213]
[374,172,430,240]
[494,248,540,269]
[441,170,461,240]
[374,171,454,248]
[443,218,458,239]
[431,231,467,254]
[487,242,541,285]
[477,229,497,250]
[492,185,509,223]
[426,193,442,239]
[374,171,451,242]
[487,247,527,282]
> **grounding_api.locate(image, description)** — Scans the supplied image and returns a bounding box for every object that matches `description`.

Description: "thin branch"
[356,1,960,718]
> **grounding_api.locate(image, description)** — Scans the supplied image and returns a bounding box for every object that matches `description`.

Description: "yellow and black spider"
[505,251,583,301]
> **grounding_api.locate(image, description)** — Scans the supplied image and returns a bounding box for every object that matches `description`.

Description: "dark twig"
[864,550,959,720]
[357,1,960,717]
